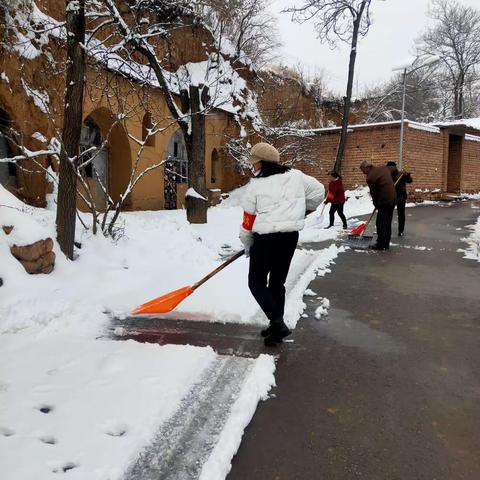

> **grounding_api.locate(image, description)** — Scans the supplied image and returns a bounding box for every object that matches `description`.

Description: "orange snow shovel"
[132,250,245,315]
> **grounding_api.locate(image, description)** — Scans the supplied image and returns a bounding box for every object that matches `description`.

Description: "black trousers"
[248,231,299,325]
[329,203,347,228]
[376,203,395,248]
[396,198,406,234]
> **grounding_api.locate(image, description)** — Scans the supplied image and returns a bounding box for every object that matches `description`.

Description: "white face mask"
[249,164,261,176]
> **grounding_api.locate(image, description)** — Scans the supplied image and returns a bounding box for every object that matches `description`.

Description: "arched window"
[0,108,17,189]
[142,112,155,147]
[80,116,108,188]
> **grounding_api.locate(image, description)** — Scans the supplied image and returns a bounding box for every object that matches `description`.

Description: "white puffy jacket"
[242,169,325,234]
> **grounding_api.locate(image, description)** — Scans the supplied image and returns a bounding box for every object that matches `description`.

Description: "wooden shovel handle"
[360,172,405,237]
[360,209,377,237]
[192,250,245,291]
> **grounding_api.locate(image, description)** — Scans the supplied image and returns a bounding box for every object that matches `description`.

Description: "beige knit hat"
[247,142,280,164]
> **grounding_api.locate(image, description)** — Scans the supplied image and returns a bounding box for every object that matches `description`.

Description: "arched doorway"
[80,116,109,208]
[79,108,131,210]
[0,108,17,190]
[164,129,188,209]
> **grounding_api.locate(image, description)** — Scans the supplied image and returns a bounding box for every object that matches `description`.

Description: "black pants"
[329,203,347,228]
[396,198,406,234]
[248,231,299,325]
[376,203,395,248]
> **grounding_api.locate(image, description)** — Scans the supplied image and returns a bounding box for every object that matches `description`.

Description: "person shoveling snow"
[239,142,325,347]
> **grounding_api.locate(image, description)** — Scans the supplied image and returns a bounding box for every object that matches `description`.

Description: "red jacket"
[326,177,346,204]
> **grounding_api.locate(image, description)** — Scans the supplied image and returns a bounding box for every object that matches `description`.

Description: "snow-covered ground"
[0,183,373,479]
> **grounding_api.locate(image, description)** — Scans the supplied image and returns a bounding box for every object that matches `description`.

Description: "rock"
[2,226,14,235]
[10,237,55,275]
[10,238,54,262]
[20,251,56,275]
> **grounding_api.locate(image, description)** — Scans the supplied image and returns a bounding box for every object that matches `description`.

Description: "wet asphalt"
[228,200,480,480]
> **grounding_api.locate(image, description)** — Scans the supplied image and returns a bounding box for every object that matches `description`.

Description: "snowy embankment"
[460,215,480,261]
[1,184,373,334]
[0,183,371,479]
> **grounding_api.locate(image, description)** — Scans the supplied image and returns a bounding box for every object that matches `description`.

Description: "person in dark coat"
[386,161,413,236]
[360,160,396,250]
[324,171,348,229]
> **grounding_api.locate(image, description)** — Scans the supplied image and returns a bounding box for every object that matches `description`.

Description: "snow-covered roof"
[301,119,441,135]
[433,118,480,131]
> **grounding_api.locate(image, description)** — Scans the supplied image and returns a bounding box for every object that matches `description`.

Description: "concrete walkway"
[228,201,480,480]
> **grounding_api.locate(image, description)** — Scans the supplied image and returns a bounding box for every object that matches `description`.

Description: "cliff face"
[0,0,246,207]
[254,68,369,131]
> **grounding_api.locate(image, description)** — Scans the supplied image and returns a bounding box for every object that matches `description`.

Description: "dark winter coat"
[366,166,396,207]
[326,177,346,204]
[389,167,413,200]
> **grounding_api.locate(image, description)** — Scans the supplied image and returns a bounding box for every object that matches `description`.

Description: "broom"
[132,250,245,315]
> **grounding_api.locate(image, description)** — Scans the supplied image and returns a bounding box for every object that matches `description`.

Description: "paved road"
[228,201,480,480]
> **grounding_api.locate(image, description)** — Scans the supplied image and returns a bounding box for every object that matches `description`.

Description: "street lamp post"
[393,56,440,170]
[398,68,408,170]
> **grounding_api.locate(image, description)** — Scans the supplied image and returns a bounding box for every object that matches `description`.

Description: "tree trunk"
[334,1,368,173]
[185,85,208,224]
[56,0,86,259]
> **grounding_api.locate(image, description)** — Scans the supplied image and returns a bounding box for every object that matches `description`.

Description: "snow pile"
[314,298,330,320]
[460,216,480,261]
[464,192,480,200]
[199,355,275,480]
[284,244,343,329]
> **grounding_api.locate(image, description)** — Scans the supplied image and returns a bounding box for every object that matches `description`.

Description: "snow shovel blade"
[132,286,194,315]
[346,234,373,250]
[350,223,366,236]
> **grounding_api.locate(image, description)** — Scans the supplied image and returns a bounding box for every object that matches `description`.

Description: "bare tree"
[286,0,373,173]
[418,0,480,119]
[56,0,86,259]
[99,0,239,224]
[363,67,441,123]
[198,0,281,68]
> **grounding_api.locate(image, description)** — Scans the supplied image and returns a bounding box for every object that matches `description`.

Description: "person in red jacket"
[324,171,348,229]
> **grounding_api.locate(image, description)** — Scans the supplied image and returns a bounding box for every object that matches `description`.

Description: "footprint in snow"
[0,426,14,437]
[36,404,54,414]
[51,462,78,473]
[40,435,57,445]
[103,421,128,437]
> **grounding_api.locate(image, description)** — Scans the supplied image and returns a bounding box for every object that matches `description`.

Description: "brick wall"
[404,127,444,193]
[293,124,402,190]
[462,137,480,192]
[278,122,480,198]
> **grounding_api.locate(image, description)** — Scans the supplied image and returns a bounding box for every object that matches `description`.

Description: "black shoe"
[369,244,386,251]
[260,325,273,337]
[324,225,333,229]
[398,232,404,237]
[343,225,348,230]
[264,322,291,347]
